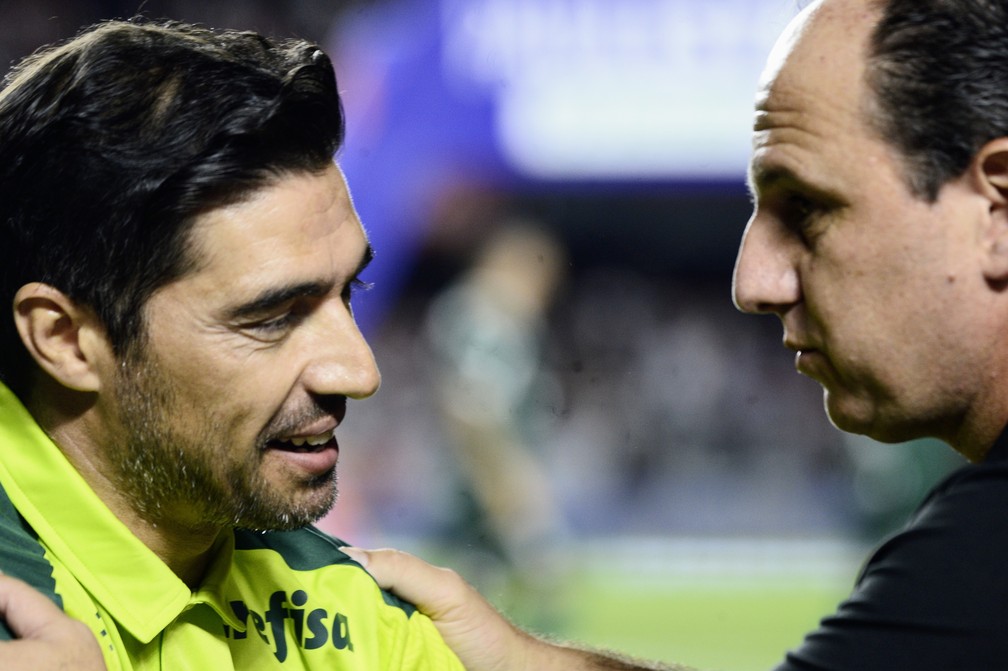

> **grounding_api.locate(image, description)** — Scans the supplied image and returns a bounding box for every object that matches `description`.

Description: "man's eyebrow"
[747,163,792,196]
[747,164,839,205]
[224,281,334,321]
[225,244,375,321]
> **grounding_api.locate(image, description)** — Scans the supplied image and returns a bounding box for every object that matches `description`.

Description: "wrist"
[517,632,587,671]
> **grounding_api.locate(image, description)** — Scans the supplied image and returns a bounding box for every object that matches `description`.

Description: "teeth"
[277,429,333,449]
[306,431,332,446]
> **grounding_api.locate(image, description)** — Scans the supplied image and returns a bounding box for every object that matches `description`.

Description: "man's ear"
[12,283,110,392]
[973,138,1008,281]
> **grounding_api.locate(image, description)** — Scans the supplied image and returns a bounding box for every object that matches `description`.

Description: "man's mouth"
[268,428,337,452]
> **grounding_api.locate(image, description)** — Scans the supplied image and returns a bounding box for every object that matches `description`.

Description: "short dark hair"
[866,0,1008,200]
[0,19,345,394]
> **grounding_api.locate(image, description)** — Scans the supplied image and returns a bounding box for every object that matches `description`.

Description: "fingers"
[0,575,68,639]
[0,575,106,671]
[341,547,471,619]
[343,546,532,671]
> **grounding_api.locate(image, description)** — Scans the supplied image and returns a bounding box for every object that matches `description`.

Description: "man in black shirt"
[344,0,1008,669]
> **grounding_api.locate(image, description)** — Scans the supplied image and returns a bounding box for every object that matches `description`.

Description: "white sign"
[440,0,797,179]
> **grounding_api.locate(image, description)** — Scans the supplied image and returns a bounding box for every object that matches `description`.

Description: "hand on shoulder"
[341,547,691,671]
[0,573,106,670]
[343,546,530,671]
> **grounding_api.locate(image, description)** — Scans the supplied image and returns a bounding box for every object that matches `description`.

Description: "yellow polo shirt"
[0,383,462,670]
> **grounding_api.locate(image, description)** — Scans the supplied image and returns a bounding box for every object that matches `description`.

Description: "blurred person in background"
[343,0,1008,669]
[423,221,568,623]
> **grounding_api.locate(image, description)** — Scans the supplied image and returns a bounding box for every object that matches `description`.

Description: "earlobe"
[12,283,108,392]
[972,139,1008,281]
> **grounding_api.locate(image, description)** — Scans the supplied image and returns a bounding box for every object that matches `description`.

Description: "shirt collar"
[0,383,231,642]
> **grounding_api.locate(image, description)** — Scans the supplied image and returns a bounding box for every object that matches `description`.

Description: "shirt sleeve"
[383,608,465,671]
[774,464,1008,670]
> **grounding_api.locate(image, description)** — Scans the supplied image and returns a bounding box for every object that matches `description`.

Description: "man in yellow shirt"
[0,18,461,671]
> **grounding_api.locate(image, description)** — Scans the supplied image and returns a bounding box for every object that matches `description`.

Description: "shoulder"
[234,526,354,571]
[852,459,1008,601]
[777,461,1008,669]
[232,527,416,616]
[895,456,1008,544]
[859,459,1008,597]
[226,528,465,667]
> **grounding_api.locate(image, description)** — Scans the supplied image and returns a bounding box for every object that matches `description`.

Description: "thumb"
[0,574,107,671]
[340,547,527,671]
[340,547,474,620]
[0,575,67,639]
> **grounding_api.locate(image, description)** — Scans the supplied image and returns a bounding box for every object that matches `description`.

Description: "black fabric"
[776,431,1008,670]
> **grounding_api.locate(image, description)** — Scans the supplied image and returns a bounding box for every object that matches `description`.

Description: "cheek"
[146,313,303,413]
[142,346,254,433]
[178,349,304,429]
[162,350,239,405]
[802,267,902,368]
[806,238,909,316]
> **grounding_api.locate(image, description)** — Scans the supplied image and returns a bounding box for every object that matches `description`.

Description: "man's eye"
[246,303,311,335]
[781,193,831,244]
[787,194,817,223]
[253,313,297,332]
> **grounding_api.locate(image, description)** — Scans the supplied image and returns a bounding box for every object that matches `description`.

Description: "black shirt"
[776,433,1008,670]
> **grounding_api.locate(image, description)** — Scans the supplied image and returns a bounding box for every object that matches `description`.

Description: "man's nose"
[301,303,381,399]
[731,214,801,315]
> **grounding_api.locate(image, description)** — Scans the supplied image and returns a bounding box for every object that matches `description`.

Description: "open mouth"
[267,429,337,453]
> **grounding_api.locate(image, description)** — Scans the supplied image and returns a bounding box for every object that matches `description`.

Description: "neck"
[61,434,223,586]
[950,418,1005,463]
[940,390,1008,463]
[121,511,223,587]
[31,389,223,588]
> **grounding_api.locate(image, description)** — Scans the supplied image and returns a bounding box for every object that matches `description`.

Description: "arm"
[0,574,105,671]
[341,547,695,671]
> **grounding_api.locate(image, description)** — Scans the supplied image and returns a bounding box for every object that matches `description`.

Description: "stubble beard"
[108,348,338,533]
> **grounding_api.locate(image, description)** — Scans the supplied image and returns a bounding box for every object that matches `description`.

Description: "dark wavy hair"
[0,19,344,393]
[867,0,1008,200]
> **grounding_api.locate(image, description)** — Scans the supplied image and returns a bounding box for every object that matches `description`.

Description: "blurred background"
[0,1,966,668]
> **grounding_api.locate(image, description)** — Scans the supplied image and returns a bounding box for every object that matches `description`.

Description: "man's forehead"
[757,1,821,92]
[162,165,366,295]
[758,0,879,95]
[749,0,881,165]
[191,167,351,252]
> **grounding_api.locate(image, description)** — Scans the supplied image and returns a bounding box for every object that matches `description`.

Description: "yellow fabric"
[0,384,462,670]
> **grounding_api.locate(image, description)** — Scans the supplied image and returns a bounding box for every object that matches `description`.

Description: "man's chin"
[824,392,921,445]
[823,390,875,435]
[230,480,338,531]
[234,508,331,532]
